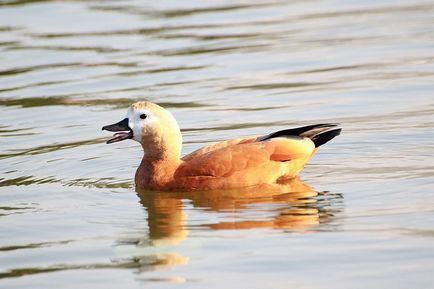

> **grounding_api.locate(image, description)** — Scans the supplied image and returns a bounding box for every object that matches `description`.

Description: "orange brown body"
[103,101,341,191]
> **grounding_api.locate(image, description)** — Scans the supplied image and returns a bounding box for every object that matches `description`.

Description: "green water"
[1,0,434,288]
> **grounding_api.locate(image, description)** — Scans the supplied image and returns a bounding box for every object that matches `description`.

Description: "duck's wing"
[176,136,315,179]
[177,123,341,181]
[181,136,257,162]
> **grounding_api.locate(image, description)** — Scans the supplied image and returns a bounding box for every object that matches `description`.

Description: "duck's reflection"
[119,178,342,277]
[136,177,342,246]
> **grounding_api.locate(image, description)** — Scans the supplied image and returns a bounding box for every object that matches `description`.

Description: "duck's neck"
[135,138,182,190]
[141,138,181,160]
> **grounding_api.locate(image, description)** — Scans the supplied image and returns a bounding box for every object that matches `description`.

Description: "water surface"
[1,0,434,288]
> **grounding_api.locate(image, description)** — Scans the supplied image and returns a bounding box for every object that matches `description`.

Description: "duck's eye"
[140,114,147,120]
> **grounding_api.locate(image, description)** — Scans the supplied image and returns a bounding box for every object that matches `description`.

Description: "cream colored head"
[103,101,182,160]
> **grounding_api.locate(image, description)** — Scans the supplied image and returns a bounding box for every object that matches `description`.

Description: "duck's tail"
[303,124,342,147]
[260,123,341,147]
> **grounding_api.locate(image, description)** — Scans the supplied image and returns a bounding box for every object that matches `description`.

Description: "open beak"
[102,118,133,144]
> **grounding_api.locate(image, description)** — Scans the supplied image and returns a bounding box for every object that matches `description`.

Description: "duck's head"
[102,101,182,159]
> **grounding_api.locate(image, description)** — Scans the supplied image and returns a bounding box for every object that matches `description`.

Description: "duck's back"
[172,124,341,190]
[173,138,311,190]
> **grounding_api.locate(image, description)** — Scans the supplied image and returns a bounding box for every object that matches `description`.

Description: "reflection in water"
[0,178,341,280]
[122,178,343,275]
[137,177,342,245]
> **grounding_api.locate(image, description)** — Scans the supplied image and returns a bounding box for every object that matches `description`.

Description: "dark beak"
[102,118,133,144]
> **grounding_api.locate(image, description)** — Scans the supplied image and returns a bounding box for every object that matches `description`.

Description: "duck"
[102,101,341,191]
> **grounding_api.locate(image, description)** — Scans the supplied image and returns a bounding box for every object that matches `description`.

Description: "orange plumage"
[102,101,341,191]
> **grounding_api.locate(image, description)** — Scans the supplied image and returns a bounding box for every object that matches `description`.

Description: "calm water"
[1,0,434,288]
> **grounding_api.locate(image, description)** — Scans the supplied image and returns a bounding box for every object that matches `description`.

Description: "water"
[1,0,434,288]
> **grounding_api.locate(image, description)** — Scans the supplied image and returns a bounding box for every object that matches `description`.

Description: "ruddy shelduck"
[102,101,341,191]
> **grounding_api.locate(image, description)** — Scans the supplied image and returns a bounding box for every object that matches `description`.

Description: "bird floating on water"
[102,101,341,191]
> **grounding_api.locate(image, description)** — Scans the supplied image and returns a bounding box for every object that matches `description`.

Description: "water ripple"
[1,0,434,287]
